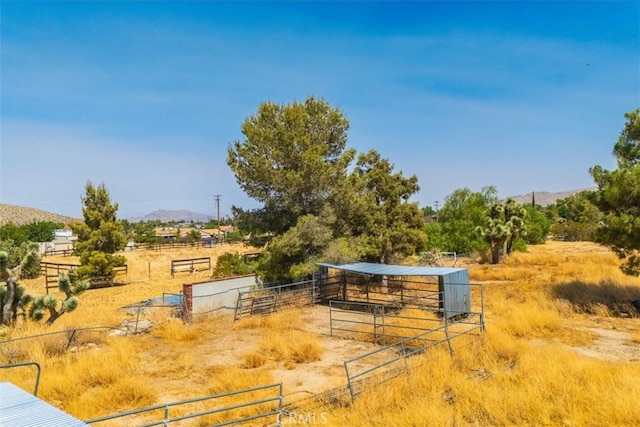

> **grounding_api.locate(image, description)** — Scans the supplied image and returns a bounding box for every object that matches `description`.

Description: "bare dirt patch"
[149,305,389,405]
[570,327,640,361]
[534,316,640,362]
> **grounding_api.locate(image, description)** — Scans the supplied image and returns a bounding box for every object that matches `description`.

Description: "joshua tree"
[477,198,527,264]
[1,249,89,327]
[477,204,511,264]
[30,269,89,326]
[1,250,34,326]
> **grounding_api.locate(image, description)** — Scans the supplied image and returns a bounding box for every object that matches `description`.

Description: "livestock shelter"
[315,262,485,346]
[316,262,476,318]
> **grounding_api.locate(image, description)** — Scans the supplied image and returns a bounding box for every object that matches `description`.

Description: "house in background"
[154,227,178,241]
[39,225,76,255]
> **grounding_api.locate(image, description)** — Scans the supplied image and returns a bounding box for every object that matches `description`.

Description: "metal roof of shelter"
[316,262,467,277]
[0,382,88,427]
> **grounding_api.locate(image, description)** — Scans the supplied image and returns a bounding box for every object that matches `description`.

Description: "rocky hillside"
[509,187,597,207]
[0,203,79,226]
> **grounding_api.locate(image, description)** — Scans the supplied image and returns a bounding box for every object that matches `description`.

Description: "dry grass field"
[2,240,640,426]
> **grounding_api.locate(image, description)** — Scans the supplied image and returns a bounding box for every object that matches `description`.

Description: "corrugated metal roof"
[0,382,88,427]
[316,262,467,277]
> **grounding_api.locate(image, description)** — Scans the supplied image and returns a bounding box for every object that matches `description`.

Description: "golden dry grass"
[320,241,640,426]
[2,240,640,426]
[236,310,323,367]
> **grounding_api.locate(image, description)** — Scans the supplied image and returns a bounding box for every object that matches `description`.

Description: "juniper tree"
[71,181,127,282]
[590,108,640,275]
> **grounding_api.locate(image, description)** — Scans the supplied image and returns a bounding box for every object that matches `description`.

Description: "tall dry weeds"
[2,241,640,426]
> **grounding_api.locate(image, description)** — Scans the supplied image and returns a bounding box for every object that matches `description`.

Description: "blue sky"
[1,1,638,220]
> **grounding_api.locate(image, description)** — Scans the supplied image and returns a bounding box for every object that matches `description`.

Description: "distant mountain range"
[507,187,597,207]
[0,188,597,226]
[127,209,213,223]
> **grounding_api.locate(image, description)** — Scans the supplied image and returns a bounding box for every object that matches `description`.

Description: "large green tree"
[522,204,551,245]
[228,98,428,281]
[436,186,498,255]
[344,150,426,264]
[0,221,62,245]
[590,108,640,275]
[227,96,355,238]
[71,182,127,282]
[547,190,601,241]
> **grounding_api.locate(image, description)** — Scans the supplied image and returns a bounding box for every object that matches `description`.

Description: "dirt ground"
[195,305,391,403]
[563,316,640,362]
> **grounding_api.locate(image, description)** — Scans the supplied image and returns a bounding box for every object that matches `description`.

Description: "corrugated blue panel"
[317,262,466,277]
[0,382,88,427]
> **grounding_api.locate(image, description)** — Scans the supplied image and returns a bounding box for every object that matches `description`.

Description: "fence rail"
[342,315,484,401]
[85,382,283,427]
[233,279,328,320]
[170,257,211,276]
[129,240,241,252]
[42,248,74,257]
[329,298,484,346]
[40,262,128,293]
[0,362,42,396]
[0,326,122,353]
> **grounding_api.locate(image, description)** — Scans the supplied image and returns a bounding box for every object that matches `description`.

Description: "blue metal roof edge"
[0,382,88,427]
[316,262,467,277]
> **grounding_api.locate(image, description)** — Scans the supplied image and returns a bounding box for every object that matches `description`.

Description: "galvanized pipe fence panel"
[0,326,123,355]
[233,278,335,320]
[0,362,42,396]
[84,382,283,427]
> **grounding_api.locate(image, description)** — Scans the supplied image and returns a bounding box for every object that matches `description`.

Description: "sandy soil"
[568,316,640,362]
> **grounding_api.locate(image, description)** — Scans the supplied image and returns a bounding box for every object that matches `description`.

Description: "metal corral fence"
[84,382,283,427]
[121,292,184,327]
[341,323,480,401]
[325,274,445,309]
[0,326,123,365]
[233,277,342,320]
[328,281,484,346]
[343,342,412,400]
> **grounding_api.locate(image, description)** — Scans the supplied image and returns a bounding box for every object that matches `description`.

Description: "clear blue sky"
[1,1,638,219]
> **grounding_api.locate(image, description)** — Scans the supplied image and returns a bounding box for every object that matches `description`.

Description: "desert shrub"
[212,252,255,278]
[290,339,322,363]
[551,220,598,242]
[240,351,267,368]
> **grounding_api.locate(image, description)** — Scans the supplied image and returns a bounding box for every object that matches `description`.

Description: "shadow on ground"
[551,280,640,317]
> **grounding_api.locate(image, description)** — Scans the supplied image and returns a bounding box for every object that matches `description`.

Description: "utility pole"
[214,194,221,236]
